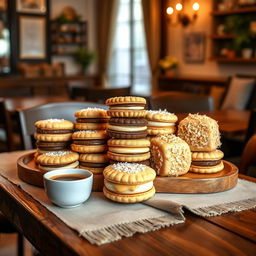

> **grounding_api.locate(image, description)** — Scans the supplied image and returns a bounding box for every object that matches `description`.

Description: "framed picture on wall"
[183,32,205,63]
[19,16,46,59]
[16,0,46,14]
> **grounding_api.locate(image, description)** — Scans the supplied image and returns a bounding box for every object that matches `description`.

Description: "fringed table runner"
[0,151,256,245]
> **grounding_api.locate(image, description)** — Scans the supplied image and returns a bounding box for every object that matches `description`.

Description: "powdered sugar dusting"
[44,119,65,122]
[147,109,174,115]
[112,162,146,173]
[78,108,106,112]
[44,151,73,157]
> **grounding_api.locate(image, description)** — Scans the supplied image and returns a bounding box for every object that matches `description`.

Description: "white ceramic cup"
[43,168,93,208]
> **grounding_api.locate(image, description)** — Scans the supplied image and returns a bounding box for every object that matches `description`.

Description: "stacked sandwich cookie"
[34,119,74,160]
[103,162,156,203]
[72,108,109,174]
[146,109,178,137]
[178,114,224,174]
[106,96,150,165]
[37,151,79,173]
[151,134,191,176]
[71,130,109,174]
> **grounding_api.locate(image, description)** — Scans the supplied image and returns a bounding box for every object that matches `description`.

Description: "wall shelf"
[212,6,256,15]
[212,57,256,63]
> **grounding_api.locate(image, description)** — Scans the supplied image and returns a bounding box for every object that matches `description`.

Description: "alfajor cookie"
[79,153,109,174]
[71,130,108,153]
[103,162,156,203]
[151,134,191,176]
[107,138,150,164]
[74,108,109,130]
[107,118,148,139]
[34,119,74,155]
[106,96,146,118]
[146,109,178,136]
[37,151,79,173]
[190,150,224,174]
[178,114,221,152]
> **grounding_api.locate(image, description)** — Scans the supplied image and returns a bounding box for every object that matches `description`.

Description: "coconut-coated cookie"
[151,134,191,176]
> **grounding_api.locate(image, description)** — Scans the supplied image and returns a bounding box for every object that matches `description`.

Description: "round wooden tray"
[17,152,238,193]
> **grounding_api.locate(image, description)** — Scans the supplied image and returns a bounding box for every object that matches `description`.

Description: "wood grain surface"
[17,153,238,194]
[0,175,256,256]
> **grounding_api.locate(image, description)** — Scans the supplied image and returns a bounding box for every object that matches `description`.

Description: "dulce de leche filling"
[191,160,221,167]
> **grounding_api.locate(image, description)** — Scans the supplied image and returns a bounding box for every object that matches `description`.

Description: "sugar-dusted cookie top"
[35,119,74,130]
[37,151,79,165]
[146,109,178,123]
[106,96,146,106]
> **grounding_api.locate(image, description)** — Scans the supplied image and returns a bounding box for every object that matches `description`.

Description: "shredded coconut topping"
[112,162,146,173]
[44,151,73,157]
[147,109,174,115]
[43,119,65,122]
[74,130,97,134]
[157,134,184,144]
[79,107,105,111]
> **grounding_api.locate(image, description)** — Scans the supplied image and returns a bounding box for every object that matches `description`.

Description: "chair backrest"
[18,101,107,150]
[239,134,256,175]
[149,91,214,113]
[84,86,131,103]
[244,109,256,144]
[0,98,13,151]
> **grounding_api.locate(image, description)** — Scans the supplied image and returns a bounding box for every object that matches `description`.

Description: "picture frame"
[19,16,46,59]
[16,0,46,14]
[183,32,205,63]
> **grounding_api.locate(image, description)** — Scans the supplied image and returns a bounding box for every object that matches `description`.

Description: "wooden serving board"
[17,153,238,193]
[17,152,104,192]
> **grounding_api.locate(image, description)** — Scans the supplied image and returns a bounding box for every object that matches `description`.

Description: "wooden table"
[177,109,250,135]
[0,157,255,256]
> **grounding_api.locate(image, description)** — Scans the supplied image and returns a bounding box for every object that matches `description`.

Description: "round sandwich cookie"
[190,150,224,174]
[34,119,74,142]
[103,162,156,203]
[74,108,109,130]
[151,134,191,176]
[37,151,79,173]
[71,130,108,153]
[79,153,109,174]
[106,96,146,118]
[108,138,151,164]
[36,141,71,155]
[178,114,221,152]
[107,118,148,139]
[146,110,178,136]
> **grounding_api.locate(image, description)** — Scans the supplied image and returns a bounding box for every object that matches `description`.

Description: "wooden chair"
[239,134,256,175]
[244,109,256,144]
[0,98,13,151]
[66,81,92,100]
[83,86,131,103]
[149,91,214,113]
[18,101,107,150]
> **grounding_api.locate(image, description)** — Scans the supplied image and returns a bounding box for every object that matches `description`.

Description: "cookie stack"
[34,119,74,157]
[178,114,224,174]
[146,110,178,137]
[106,96,150,165]
[71,108,109,174]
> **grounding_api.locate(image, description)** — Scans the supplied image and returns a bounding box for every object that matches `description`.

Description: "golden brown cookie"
[190,149,224,174]
[35,119,74,130]
[178,114,221,152]
[74,108,109,119]
[107,151,150,162]
[78,153,109,174]
[75,122,107,130]
[151,134,191,176]
[106,96,146,118]
[103,162,156,203]
[37,151,79,172]
[71,144,107,153]
[72,130,108,140]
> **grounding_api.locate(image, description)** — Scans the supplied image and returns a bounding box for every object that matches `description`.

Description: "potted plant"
[158,56,178,76]
[73,47,95,75]
[224,15,253,58]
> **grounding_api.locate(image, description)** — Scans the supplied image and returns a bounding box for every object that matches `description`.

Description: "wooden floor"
[0,234,33,256]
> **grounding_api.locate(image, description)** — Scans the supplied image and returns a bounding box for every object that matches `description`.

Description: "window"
[109,0,150,95]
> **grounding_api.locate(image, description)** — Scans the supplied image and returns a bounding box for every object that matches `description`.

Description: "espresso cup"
[43,168,93,208]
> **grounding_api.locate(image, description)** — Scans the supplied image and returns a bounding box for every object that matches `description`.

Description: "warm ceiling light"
[176,3,183,11]
[166,7,174,15]
[192,2,200,11]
